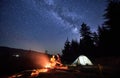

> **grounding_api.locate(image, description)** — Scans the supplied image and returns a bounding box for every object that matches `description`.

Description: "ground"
[6,65,120,78]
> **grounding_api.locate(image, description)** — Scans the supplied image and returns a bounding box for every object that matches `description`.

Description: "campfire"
[30,54,68,77]
[45,55,63,69]
[9,54,68,78]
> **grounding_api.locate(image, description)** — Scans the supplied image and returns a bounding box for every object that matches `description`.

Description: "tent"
[72,55,93,66]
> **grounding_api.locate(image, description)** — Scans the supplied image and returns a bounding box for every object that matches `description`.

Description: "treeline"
[61,0,120,64]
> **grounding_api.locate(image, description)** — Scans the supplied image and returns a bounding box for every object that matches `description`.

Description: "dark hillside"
[0,46,48,76]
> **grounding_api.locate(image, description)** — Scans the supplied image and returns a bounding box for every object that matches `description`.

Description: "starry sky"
[0,0,107,54]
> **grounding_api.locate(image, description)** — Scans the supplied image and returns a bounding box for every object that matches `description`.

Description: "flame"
[32,55,67,76]
[43,55,56,69]
[44,55,63,68]
[45,63,51,68]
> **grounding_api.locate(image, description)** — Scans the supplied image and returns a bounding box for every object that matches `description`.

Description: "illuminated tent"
[72,55,93,65]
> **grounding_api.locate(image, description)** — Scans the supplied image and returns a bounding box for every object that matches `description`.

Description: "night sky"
[0,0,107,54]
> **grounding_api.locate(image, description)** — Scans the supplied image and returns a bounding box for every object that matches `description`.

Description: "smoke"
[30,53,50,68]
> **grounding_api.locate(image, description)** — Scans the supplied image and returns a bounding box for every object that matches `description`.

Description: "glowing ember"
[30,69,48,77]
[38,69,48,72]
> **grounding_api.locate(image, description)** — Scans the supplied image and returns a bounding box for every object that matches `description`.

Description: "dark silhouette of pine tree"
[61,38,71,64]
[98,0,120,56]
[79,23,95,58]
[97,26,111,57]
[61,39,80,64]
[70,40,80,62]
[92,31,99,58]
[92,32,99,47]
[104,0,120,30]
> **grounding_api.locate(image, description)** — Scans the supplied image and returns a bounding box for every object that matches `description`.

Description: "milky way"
[0,0,107,54]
